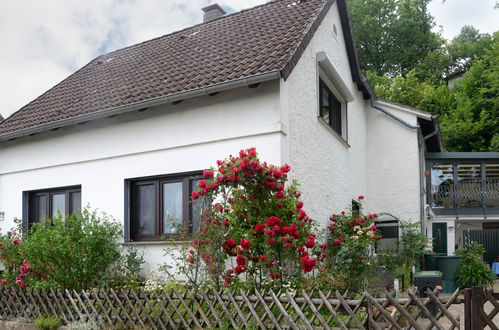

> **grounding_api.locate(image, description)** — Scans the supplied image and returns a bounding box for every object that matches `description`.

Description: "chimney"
[202,4,226,22]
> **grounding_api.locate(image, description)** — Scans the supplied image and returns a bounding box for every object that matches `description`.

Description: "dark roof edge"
[336,0,371,99]
[0,71,281,142]
[281,0,334,79]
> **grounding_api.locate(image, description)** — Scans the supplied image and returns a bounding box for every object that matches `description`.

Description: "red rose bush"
[187,148,318,289]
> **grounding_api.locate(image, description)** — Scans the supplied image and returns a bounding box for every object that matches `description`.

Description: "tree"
[349,0,442,76]
[446,25,494,76]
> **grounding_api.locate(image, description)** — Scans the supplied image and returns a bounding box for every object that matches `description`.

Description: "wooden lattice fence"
[464,287,499,330]
[0,287,462,329]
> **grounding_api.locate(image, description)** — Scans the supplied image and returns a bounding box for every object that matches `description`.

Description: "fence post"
[471,286,483,330]
[464,288,471,330]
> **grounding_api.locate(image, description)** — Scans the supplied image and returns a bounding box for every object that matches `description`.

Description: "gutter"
[0,70,282,142]
[360,75,419,130]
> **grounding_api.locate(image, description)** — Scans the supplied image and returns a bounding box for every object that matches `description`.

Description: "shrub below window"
[0,209,122,290]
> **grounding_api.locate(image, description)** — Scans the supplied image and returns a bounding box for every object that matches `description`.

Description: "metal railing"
[426,152,499,217]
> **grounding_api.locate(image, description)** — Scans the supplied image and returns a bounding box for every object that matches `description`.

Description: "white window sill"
[318,118,350,148]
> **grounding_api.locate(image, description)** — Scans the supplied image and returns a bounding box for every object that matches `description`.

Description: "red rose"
[248,147,257,157]
[235,265,246,273]
[188,257,195,264]
[19,282,25,289]
[260,256,267,262]
[0,242,2,247]
[203,170,214,178]
[191,191,199,200]
[284,243,291,249]
[358,195,365,200]
[1,280,6,285]
[268,238,276,244]
[236,256,246,266]
[276,192,284,199]
[198,180,207,188]
[370,224,377,231]
[296,201,304,209]
[270,273,280,279]
[333,238,343,245]
[13,240,19,245]
[300,256,317,272]
[304,239,315,248]
[266,216,281,227]
[254,223,265,234]
[280,164,291,173]
[281,237,287,243]
[240,239,251,250]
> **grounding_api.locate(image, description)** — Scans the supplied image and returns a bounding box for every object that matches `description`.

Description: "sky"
[0,0,497,120]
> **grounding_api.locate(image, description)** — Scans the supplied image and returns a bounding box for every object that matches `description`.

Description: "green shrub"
[1,208,122,290]
[35,316,62,330]
[456,242,495,288]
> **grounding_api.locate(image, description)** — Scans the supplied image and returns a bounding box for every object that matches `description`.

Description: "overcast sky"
[0,0,497,119]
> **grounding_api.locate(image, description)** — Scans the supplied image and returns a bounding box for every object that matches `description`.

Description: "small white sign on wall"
[0,212,4,221]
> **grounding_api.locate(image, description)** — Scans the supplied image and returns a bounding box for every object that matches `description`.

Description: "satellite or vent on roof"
[202,4,226,22]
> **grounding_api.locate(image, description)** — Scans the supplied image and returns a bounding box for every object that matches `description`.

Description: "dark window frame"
[125,171,203,242]
[319,78,345,138]
[22,185,81,232]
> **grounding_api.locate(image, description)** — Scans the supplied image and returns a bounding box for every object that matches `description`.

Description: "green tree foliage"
[349,0,442,76]
[349,1,497,151]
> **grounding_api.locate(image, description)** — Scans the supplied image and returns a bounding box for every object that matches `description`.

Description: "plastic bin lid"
[414,271,443,277]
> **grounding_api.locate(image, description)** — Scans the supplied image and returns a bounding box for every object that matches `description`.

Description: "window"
[319,78,347,140]
[126,172,203,241]
[23,186,81,229]
[375,221,399,252]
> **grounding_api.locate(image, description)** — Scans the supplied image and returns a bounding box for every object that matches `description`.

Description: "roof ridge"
[96,0,285,59]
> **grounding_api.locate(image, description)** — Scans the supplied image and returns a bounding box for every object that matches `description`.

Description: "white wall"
[0,81,283,272]
[281,2,369,227]
[281,2,425,229]
[366,102,422,223]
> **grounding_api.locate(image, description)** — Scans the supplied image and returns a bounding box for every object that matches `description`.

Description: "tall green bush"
[0,209,122,290]
[456,242,495,288]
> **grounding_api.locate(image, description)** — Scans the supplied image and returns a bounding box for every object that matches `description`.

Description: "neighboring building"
[1,0,472,272]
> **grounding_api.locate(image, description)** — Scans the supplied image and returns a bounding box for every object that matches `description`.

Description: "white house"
[0,0,446,271]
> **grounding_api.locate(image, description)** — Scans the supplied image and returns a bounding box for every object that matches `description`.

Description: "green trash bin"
[424,253,446,271]
[435,256,461,293]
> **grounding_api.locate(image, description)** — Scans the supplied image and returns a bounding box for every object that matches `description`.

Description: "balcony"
[426,152,499,217]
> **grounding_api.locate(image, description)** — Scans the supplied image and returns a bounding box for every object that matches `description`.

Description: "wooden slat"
[385,291,421,330]
[269,289,299,330]
[150,290,176,329]
[407,290,444,330]
[426,289,460,330]
[212,288,239,329]
[302,290,330,329]
[56,289,76,323]
[318,290,348,330]
[254,288,282,330]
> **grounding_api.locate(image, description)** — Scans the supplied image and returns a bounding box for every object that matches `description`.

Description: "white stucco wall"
[366,102,423,223]
[281,2,424,228]
[0,81,283,272]
[281,2,369,227]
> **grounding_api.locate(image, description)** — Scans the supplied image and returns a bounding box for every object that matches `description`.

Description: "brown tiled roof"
[0,0,336,137]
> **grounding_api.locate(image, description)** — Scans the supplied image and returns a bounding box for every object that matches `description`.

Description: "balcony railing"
[426,152,499,217]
